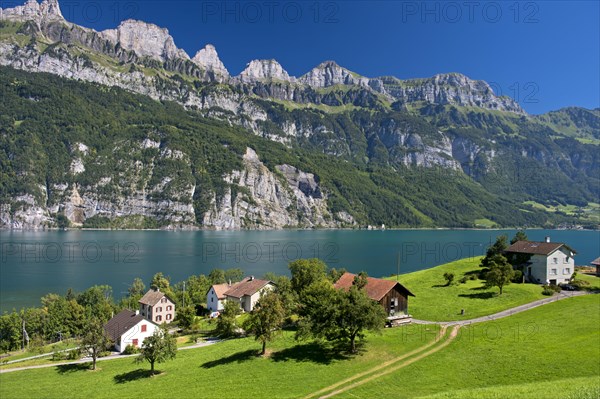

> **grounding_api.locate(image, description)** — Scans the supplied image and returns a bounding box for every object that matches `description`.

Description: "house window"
[211,297,214,303]
[132,339,138,347]
[141,324,147,332]
[564,257,569,263]
[552,258,558,264]
[563,268,571,275]
[161,298,167,303]
[550,269,557,275]
[166,314,172,320]
[156,315,162,322]
[167,305,172,311]
[157,307,162,312]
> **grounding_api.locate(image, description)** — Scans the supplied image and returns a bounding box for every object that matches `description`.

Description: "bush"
[542,284,561,295]
[541,285,554,296]
[571,279,590,290]
[511,270,523,283]
[122,344,139,355]
[443,272,455,286]
[459,276,468,284]
[468,274,477,281]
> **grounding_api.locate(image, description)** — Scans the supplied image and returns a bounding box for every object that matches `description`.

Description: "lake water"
[1,229,598,312]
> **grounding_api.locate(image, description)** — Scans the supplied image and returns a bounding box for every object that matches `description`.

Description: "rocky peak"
[192,44,229,80]
[99,19,189,62]
[1,0,64,23]
[299,60,369,88]
[237,59,294,83]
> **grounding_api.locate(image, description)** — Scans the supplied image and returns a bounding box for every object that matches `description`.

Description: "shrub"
[443,272,455,286]
[123,344,139,355]
[571,279,590,290]
[511,270,523,283]
[468,274,477,281]
[541,285,554,296]
[459,276,468,284]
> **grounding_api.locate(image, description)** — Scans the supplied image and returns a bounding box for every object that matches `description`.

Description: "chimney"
[228,279,232,287]
[135,310,139,315]
[250,276,254,281]
[545,236,551,243]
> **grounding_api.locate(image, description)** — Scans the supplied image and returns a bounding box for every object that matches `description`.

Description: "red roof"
[209,283,232,299]
[505,241,575,256]
[334,272,414,301]
[223,277,273,299]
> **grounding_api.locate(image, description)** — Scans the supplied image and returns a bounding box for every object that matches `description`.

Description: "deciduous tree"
[243,291,285,355]
[81,317,111,370]
[136,325,177,373]
[484,255,515,295]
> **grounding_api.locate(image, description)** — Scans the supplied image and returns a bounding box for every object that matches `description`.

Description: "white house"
[206,283,231,312]
[207,276,275,313]
[104,309,158,353]
[505,237,576,285]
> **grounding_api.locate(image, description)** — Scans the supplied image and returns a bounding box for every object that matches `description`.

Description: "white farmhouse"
[207,276,275,313]
[505,237,576,285]
[104,309,158,353]
[206,283,230,312]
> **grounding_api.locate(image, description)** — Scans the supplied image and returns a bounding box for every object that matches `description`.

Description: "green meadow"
[392,257,547,321]
[337,295,600,398]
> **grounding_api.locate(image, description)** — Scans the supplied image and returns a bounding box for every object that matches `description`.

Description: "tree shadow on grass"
[113,368,155,384]
[431,284,449,288]
[200,349,257,369]
[458,292,496,299]
[56,363,90,374]
[270,341,352,365]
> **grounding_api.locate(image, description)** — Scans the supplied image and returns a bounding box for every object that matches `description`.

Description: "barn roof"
[224,277,273,299]
[103,309,145,341]
[334,272,415,301]
[505,241,575,256]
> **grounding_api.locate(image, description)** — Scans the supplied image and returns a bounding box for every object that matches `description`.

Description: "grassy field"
[391,257,546,321]
[575,272,600,291]
[337,295,600,399]
[419,376,600,399]
[0,324,440,399]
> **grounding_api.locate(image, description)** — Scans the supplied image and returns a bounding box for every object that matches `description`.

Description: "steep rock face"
[202,148,342,229]
[237,59,294,83]
[382,74,524,114]
[299,61,369,88]
[192,44,229,81]
[100,19,189,62]
[0,0,63,23]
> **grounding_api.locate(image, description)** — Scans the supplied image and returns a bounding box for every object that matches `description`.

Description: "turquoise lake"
[1,229,598,311]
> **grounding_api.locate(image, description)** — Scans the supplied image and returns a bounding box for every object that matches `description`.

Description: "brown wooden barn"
[334,272,415,324]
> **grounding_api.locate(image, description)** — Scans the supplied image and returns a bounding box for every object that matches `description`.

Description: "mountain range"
[0,0,598,229]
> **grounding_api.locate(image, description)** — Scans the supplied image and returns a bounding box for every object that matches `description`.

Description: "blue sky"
[31,0,600,114]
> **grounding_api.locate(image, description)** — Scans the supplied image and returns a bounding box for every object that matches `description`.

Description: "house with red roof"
[207,276,275,313]
[505,237,576,285]
[334,272,415,324]
[591,257,600,277]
